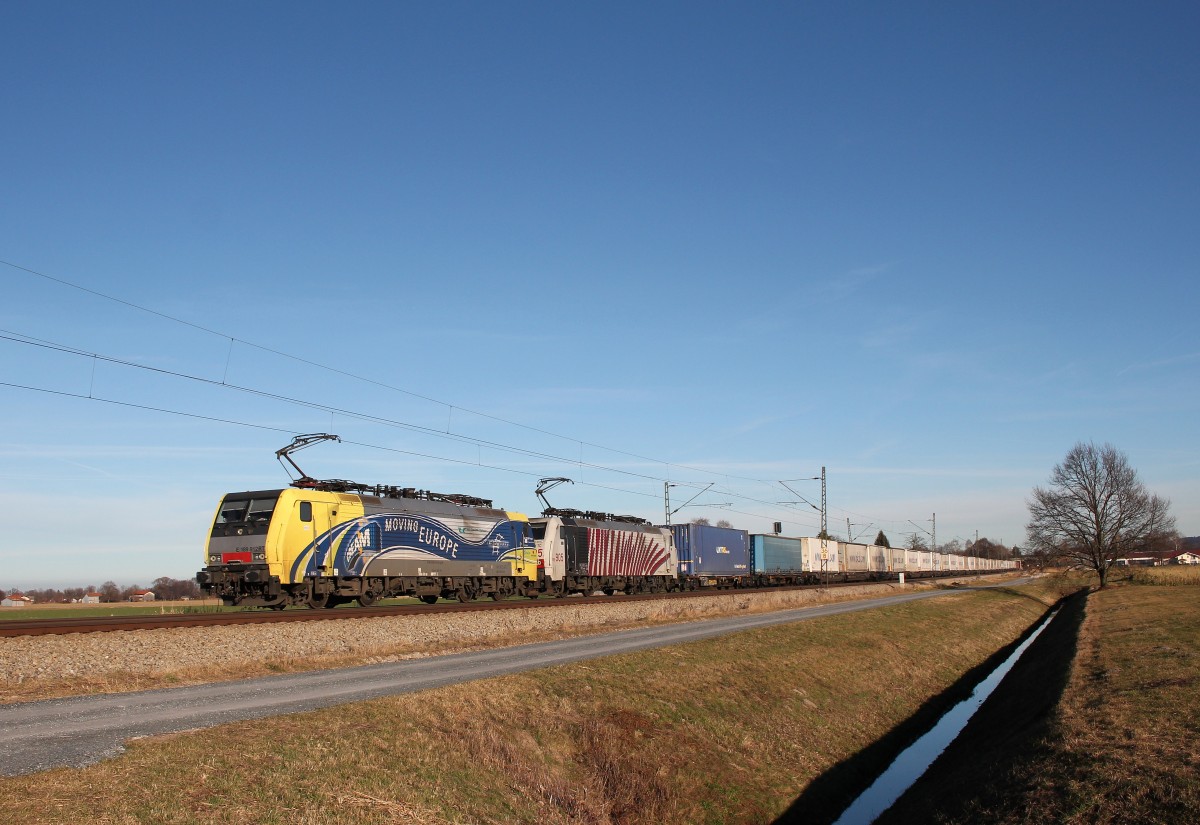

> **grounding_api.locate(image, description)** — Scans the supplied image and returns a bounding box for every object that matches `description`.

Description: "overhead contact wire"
[0,257,803,490]
[0,328,812,516]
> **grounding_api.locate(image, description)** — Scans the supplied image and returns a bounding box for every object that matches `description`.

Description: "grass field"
[0,594,530,620]
[1127,565,1200,586]
[0,599,225,619]
[0,585,1056,824]
[878,575,1200,824]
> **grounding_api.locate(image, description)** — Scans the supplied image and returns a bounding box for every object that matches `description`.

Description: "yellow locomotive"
[198,484,539,608]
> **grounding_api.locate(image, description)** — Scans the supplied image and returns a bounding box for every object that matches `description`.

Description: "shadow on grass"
[773,590,1088,825]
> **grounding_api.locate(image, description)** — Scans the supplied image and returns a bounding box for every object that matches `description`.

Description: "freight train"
[197,471,1017,608]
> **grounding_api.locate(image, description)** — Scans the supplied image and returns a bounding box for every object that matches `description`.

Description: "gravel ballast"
[0,583,954,695]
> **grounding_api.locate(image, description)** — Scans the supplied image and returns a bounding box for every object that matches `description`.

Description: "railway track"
[0,580,903,638]
[0,574,1000,638]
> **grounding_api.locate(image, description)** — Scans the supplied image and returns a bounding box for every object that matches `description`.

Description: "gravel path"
[1,588,960,777]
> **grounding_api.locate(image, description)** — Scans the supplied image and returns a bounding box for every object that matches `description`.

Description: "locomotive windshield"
[217,498,276,524]
[215,493,281,525]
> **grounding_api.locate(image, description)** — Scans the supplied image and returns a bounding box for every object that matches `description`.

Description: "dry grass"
[1127,565,1200,586]
[0,582,946,705]
[1038,585,1200,821]
[0,588,1050,824]
[882,583,1200,824]
[0,627,614,706]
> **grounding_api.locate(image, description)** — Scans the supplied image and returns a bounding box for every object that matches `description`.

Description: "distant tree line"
[689,518,734,528]
[0,577,201,603]
[900,534,1018,559]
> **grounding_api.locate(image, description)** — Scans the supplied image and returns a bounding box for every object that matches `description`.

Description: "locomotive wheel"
[489,591,502,601]
[305,592,330,610]
[358,591,378,607]
[455,588,472,603]
[420,595,439,605]
[267,602,286,611]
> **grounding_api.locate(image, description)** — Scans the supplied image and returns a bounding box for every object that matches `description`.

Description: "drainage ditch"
[832,606,1060,824]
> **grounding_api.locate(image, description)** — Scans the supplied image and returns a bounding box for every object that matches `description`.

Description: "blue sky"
[2,1,1197,588]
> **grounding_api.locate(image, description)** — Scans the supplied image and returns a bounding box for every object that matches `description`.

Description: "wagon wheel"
[601,587,615,597]
[455,587,473,603]
[420,595,439,605]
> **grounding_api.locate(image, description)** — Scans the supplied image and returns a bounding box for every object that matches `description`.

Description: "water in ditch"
[832,606,1061,825]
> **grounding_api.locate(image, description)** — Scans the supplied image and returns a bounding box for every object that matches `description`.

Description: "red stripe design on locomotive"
[222,551,253,564]
[586,527,669,576]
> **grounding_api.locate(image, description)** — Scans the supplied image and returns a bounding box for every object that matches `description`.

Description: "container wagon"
[670,523,750,586]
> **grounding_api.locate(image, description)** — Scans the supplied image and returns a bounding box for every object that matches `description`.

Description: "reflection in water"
[832,608,1061,825]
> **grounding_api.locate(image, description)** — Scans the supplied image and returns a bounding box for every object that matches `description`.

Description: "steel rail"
[0,582,858,637]
[0,572,1007,638]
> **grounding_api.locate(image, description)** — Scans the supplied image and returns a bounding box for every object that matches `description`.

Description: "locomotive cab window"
[218,500,249,523]
[246,499,276,523]
[299,501,312,522]
[215,495,280,525]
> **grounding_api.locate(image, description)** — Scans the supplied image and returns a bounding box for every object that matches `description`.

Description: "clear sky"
[2,1,1197,588]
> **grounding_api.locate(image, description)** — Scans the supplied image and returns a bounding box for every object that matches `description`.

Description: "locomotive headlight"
[209,555,220,564]
[253,552,266,561]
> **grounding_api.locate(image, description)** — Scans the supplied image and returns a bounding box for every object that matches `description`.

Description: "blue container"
[751,534,805,573]
[670,524,750,576]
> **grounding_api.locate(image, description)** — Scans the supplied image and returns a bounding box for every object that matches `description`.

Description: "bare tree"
[966,537,1012,559]
[152,576,202,600]
[905,534,928,552]
[1026,442,1175,588]
[99,581,121,603]
[689,517,711,526]
[715,519,733,529]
